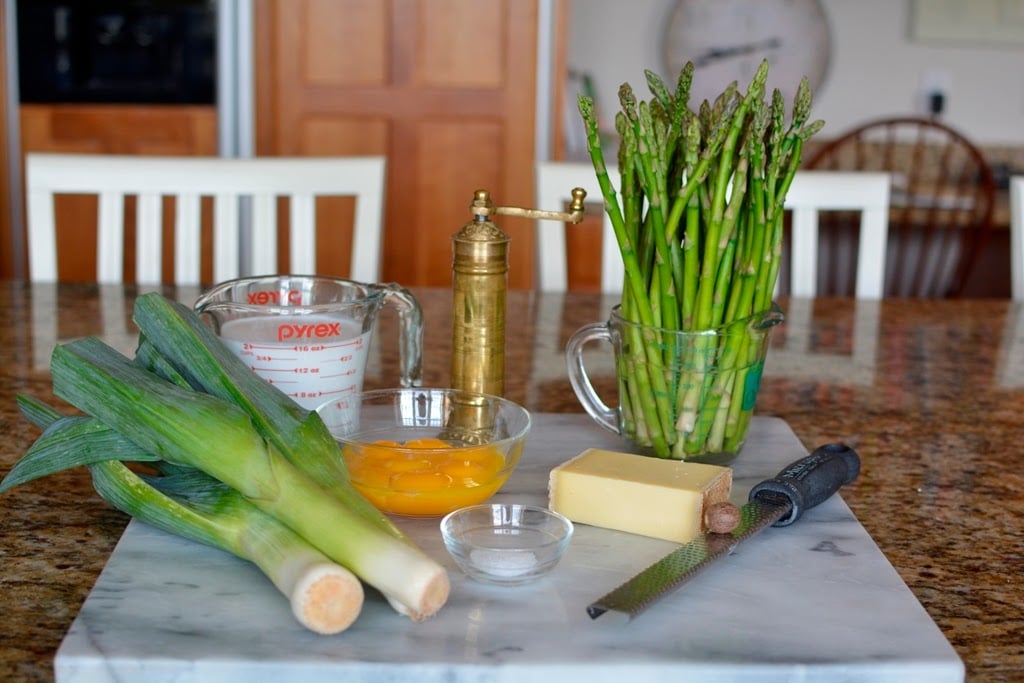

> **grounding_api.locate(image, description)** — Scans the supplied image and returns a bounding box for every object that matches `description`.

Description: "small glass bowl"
[440,503,573,585]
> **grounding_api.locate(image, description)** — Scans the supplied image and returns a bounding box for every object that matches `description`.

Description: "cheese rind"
[547,448,732,543]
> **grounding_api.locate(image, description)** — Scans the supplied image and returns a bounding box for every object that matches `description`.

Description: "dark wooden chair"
[805,116,996,297]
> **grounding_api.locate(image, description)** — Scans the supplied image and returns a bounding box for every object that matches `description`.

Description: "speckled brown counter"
[1,282,1021,682]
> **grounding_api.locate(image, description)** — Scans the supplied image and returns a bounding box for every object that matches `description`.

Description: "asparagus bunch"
[578,60,823,458]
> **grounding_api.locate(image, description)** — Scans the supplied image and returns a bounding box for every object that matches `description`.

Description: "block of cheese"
[548,448,732,543]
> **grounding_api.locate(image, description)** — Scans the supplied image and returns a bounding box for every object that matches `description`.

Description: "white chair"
[534,163,891,299]
[25,153,387,285]
[997,176,1024,386]
[530,162,621,392]
[995,300,1024,388]
[766,171,891,385]
[1009,176,1024,301]
[535,161,621,293]
[784,171,891,299]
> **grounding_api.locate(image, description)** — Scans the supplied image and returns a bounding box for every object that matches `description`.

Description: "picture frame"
[910,0,1024,46]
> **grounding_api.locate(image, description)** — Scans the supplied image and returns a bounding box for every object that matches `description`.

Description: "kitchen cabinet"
[19,105,217,157]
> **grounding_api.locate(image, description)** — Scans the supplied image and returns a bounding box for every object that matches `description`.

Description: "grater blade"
[586,496,791,619]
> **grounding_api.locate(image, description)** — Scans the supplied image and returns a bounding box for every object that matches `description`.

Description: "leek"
[6,396,364,635]
[47,336,449,621]
[132,294,406,540]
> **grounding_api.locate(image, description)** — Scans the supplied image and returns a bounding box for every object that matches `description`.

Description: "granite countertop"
[1,283,1022,682]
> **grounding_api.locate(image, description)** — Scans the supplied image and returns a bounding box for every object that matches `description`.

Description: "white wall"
[568,0,1024,146]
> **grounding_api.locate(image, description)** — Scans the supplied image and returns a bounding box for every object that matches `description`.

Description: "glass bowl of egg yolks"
[317,388,531,516]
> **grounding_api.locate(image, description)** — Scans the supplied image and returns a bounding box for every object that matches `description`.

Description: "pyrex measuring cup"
[195,275,423,410]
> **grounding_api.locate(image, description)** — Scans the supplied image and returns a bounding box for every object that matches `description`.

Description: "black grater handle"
[748,443,860,527]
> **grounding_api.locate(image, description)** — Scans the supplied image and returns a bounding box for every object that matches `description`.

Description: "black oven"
[16,0,216,105]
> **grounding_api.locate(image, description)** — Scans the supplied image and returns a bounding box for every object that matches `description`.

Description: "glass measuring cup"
[194,275,423,410]
[565,303,783,459]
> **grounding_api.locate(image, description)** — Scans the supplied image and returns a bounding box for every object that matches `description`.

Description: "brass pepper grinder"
[450,187,587,397]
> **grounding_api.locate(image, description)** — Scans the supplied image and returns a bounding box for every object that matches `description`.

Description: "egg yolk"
[341,438,510,516]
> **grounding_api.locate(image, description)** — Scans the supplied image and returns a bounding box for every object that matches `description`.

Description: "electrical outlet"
[919,69,952,115]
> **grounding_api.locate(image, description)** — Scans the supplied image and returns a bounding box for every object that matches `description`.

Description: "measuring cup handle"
[565,321,620,435]
[380,283,424,387]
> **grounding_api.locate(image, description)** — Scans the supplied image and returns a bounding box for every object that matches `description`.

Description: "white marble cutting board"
[55,415,964,683]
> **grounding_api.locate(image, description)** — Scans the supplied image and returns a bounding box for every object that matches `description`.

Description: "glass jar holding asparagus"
[566,60,823,459]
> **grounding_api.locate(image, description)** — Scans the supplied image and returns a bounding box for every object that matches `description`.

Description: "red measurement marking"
[321,385,358,397]
[253,366,316,374]
[322,338,365,349]
[321,369,358,379]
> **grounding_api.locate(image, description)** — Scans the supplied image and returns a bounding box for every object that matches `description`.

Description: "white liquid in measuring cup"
[219,314,371,410]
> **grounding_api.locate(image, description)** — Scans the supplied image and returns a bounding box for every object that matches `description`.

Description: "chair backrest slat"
[289,193,316,274]
[26,180,58,282]
[174,192,203,285]
[96,191,125,283]
[1009,177,1024,301]
[135,192,163,284]
[212,193,241,284]
[249,192,278,276]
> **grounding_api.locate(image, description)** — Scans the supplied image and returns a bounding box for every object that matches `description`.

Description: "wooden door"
[254,0,542,288]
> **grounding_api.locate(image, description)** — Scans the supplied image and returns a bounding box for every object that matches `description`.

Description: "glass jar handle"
[380,283,423,387]
[565,321,620,435]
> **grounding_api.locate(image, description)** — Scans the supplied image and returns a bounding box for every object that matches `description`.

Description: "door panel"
[298,118,391,156]
[302,0,388,86]
[415,0,504,87]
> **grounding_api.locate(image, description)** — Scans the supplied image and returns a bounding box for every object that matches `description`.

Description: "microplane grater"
[587,443,861,620]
